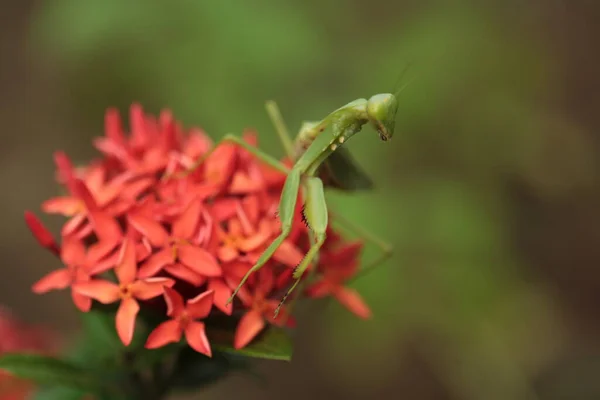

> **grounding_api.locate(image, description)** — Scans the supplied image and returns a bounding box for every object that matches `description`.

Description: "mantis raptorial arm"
[274,176,328,317]
[225,167,302,305]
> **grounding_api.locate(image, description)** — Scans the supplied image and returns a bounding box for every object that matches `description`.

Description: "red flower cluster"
[0,307,55,399]
[25,104,370,356]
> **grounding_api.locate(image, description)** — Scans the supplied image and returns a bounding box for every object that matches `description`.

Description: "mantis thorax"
[293,99,368,160]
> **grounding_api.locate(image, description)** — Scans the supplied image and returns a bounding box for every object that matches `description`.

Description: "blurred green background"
[2,1,600,399]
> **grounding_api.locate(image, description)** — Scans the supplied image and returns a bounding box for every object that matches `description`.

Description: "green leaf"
[170,350,244,392]
[79,309,122,350]
[65,310,124,371]
[69,308,150,370]
[209,327,294,361]
[0,353,106,392]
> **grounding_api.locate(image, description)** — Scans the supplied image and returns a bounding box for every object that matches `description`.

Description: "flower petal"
[94,181,123,208]
[127,213,169,247]
[89,250,120,275]
[61,214,86,237]
[184,130,212,159]
[233,285,253,308]
[332,286,371,319]
[275,268,293,289]
[319,241,363,269]
[224,261,251,282]
[122,178,154,200]
[234,310,265,350]
[145,320,182,349]
[130,278,175,300]
[136,237,153,262]
[115,239,137,284]
[255,267,275,297]
[229,171,264,194]
[41,197,81,216]
[53,151,77,193]
[204,144,237,188]
[186,290,214,319]
[104,108,126,145]
[217,245,238,263]
[172,199,202,239]
[178,245,221,277]
[32,269,71,293]
[242,195,260,226]
[238,226,271,252]
[273,240,304,267]
[72,180,122,239]
[235,202,254,236]
[72,280,120,304]
[86,238,119,264]
[71,222,94,240]
[184,321,212,357]
[130,103,151,147]
[88,209,123,241]
[85,164,106,191]
[208,279,232,315]
[71,290,92,312]
[24,211,60,256]
[209,198,238,222]
[116,298,140,346]
[304,280,331,298]
[162,286,185,317]
[60,237,86,267]
[138,248,174,278]
[164,263,205,286]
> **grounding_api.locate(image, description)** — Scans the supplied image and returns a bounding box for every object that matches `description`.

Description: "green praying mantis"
[178,74,412,317]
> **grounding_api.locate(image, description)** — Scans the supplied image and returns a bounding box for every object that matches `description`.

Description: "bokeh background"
[2,1,600,399]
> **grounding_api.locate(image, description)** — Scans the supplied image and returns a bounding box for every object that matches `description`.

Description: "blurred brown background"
[2,1,600,399]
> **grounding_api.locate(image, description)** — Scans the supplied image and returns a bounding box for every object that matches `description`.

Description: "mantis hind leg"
[274,177,328,318]
[226,167,302,305]
[265,101,295,159]
[330,210,393,283]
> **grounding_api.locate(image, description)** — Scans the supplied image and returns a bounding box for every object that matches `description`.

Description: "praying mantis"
[178,78,410,317]
[219,90,401,315]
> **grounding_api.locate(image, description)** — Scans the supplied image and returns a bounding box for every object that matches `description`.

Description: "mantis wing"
[320,146,375,191]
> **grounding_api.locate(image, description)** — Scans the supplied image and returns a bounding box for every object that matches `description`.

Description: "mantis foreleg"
[274,176,328,317]
[226,167,302,305]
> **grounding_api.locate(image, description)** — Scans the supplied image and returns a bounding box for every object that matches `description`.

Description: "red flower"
[305,241,371,319]
[41,154,128,241]
[145,287,214,356]
[73,239,175,345]
[32,235,118,312]
[135,198,221,285]
[27,103,370,354]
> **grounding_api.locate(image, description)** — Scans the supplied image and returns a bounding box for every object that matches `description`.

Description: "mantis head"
[366,93,398,141]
